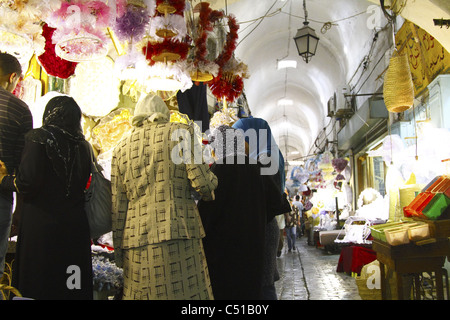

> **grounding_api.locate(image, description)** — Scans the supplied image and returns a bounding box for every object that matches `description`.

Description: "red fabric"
[85,175,92,190]
[336,246,376,275]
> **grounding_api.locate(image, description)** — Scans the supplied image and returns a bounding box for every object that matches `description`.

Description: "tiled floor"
[275,235,362,300]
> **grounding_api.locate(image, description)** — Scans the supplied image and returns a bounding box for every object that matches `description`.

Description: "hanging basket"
[383,52,414,113]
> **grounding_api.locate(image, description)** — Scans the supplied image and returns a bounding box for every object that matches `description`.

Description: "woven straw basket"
[383,52,414,113]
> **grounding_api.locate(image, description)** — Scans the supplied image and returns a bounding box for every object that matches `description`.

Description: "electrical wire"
[236,0,281,47]
[281,9,367,31]
[237,2,367,41]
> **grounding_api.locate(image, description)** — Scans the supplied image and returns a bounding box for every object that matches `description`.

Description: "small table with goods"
[370,174,450,300]
[372,235,449,300]
[370,213,450,299]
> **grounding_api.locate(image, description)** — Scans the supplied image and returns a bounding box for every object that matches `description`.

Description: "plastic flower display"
[92,255,123,292]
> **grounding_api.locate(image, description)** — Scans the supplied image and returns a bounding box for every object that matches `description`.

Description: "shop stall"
[0,0,250,299]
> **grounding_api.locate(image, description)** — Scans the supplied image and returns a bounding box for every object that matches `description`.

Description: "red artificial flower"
[37,23,78,79]
[209,73,244,103]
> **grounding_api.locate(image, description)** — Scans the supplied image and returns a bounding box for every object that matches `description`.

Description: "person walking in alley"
[285,199,299,252]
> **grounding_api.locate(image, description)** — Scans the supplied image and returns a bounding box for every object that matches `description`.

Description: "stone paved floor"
[275,235,362,300]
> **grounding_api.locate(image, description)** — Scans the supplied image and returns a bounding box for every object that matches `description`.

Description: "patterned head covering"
[132,94,170,126]
[209,125,247,161]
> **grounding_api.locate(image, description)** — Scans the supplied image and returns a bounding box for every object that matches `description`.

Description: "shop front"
[331,20,450,300]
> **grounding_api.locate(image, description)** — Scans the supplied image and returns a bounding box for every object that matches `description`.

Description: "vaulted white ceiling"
[206,0,450,162]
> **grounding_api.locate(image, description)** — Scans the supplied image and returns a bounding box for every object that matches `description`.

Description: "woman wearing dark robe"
[233,117,291,300]
[0,96,93,300]
[197,125,285,300]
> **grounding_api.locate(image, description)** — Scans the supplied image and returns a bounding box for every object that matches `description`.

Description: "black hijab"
[26,96,86,196]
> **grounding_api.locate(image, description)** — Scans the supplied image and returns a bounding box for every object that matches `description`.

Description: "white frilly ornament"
[209,108,239,131]
[356,188,387,220]
[318,151,334,172]
[114,49,148,80]
[185,60,219,79]
[149,14,187,42]
[144,60,193,93]
[0,7,46,60]
[69,57,121,118]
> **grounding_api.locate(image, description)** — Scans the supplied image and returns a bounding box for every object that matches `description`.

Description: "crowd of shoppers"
[0,52,297,300]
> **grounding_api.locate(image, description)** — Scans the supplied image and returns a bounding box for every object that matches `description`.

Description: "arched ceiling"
[205,0,450,163]
[204,0,380,162]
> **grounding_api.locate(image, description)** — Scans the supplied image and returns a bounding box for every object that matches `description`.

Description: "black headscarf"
[26,96,86,196]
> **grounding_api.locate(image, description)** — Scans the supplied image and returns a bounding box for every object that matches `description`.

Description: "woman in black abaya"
[198,125,284,300]
[0,96,93,300]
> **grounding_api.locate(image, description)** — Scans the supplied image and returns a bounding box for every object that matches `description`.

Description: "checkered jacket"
[111,120,217,265]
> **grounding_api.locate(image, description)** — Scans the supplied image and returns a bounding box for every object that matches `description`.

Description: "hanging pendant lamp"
[293,0,319,63]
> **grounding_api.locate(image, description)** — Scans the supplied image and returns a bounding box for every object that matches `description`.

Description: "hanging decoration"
[143,60,193,92]
[114,47,148,80]
[318,151,334,174]
[287,166,309,192]
[207,14,248,105]
[113,0,154,43]
[142,0,188,63]
[208,56,248,105]
[209,108,239,130]
[38,23,78,79]
[69,56,121,117]
[46,0,113,62]
[0,0,57,64]
[332,157,348,190]
[142,38,189,65]
[141,0,192,93]
[186,2,223,82]
[383,51,414,113]
[148,0,185,41]
[332,158,348,181]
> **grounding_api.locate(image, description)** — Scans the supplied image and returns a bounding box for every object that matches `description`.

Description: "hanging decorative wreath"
[186,2,223,82]
[207,14,247,103]
[214,14,239,69]
[37,23,78,79]
[45,0,112,62]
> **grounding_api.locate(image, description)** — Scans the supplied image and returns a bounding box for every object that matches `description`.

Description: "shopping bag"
[84,143,112,239]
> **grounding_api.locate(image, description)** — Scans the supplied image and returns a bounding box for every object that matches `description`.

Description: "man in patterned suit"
[111,94,217,300]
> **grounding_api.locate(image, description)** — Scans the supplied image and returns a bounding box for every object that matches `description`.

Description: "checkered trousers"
[122,239,213,300]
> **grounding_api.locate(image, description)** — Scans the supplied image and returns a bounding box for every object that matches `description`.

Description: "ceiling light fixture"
[278,98,293,106]
[293,0,319,63]
[277,59,297,69]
